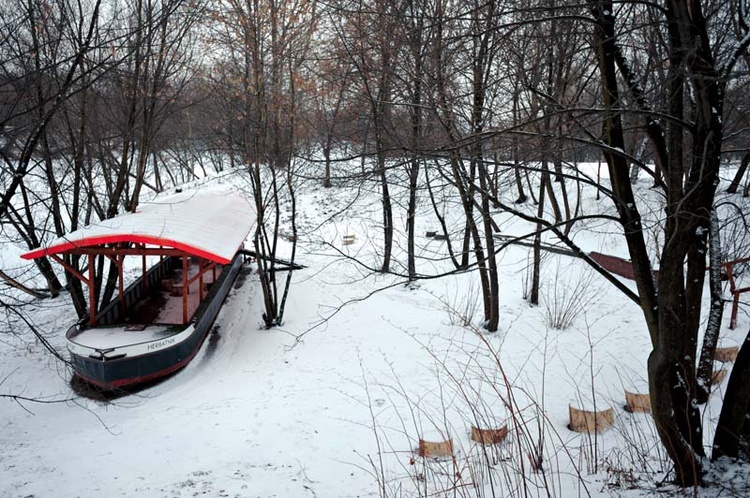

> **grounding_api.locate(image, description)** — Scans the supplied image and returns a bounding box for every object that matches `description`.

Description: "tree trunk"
[378,152,393,273]
[591,2,705,484]
[323,141,332,188]
[542,160,562,224]
[530,168,546,305]
[406,21,423,282]
[407,157,418,281]
[726,152,750,194]
[477,162,499,331]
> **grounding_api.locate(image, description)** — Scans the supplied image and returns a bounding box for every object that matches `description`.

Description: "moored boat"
[65,253,244,388]
[21,190,254,389]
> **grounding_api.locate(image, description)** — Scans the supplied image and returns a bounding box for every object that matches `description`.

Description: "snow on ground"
[1,160,749,497]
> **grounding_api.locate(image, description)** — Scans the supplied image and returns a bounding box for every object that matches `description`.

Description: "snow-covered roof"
[21,190,255,264]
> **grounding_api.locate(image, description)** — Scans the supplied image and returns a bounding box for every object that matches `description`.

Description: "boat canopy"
[21,190,255,264]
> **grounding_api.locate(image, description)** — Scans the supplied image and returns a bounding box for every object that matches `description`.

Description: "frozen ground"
[0,162,748,497]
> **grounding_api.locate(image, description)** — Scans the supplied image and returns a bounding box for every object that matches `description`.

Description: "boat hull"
[68,254,244,390]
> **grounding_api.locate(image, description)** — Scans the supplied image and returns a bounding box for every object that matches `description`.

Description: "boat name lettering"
[148,337,177,351]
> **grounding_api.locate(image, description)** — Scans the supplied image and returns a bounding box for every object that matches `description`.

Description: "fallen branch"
[0,270,49,299]
[238,249,306,271]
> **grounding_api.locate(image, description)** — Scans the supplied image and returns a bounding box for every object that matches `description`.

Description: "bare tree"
[0,0,105,300]
[209,0,315,326]
[334,0,402,273]
[588,0,750,484]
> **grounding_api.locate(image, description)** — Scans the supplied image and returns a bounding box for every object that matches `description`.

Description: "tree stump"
[568,405,614,433]
[714,346,739,363]
[624,391,651,413]
[470,425,508,445]
[418,438,453,457]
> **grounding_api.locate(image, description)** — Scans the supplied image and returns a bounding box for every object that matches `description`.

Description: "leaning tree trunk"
[713,329,750,461]
[696,208,724,403]
[726,151,750,194]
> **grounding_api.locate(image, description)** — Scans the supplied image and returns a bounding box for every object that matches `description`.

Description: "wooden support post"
[199,260,204,301]
[142,253,147,293]
[182,255,188,324]
[118,254,125,315]
[88,257,96,327]
[723,258,750,330]
[730,292,740,330]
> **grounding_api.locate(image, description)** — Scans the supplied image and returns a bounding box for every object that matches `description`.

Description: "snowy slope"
[1,162,748,497]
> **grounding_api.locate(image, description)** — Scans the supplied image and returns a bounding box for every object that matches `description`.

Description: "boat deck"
[71,262,222,349]
[71,324,180,349]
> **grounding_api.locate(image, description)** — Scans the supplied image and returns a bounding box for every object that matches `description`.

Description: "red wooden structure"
[46,246,218,327]
[21,191,253,328]
[588,251,659,281]
[724,257,750,329]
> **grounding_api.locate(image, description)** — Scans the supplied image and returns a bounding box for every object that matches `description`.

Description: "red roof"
[21,190,255,264]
